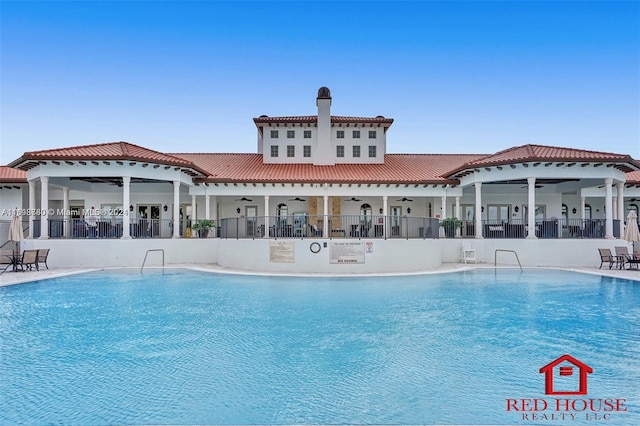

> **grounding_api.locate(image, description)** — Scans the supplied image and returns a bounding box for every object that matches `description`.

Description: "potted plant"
[192,219,216,238]
[440,217,462,238]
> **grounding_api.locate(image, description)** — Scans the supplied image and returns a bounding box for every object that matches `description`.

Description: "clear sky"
[1,1,639,165]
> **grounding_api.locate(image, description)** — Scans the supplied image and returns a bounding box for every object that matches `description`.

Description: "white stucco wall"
[20,236,629,272]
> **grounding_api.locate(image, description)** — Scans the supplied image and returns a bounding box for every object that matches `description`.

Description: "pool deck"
[1,263,640,287]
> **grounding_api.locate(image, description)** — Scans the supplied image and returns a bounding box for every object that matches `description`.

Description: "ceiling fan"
[396,197,413,202]
[344,197,362,202]
[289,197,306,202]
[234,197,253,202]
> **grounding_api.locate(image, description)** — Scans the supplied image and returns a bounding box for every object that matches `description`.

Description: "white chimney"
[314,87,334,165]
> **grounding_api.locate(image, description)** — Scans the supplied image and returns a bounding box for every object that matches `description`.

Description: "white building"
[2,88,640,272]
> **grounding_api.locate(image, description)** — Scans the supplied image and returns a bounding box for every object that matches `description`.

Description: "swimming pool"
[0,269,638,424]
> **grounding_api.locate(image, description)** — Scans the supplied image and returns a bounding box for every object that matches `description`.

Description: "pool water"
[0,269,638,424]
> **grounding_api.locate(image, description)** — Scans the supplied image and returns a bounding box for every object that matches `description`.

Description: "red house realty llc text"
[506,355,627,422]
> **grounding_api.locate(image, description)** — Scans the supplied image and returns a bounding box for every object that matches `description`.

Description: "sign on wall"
[269,241,295,263]
[330,242,365,264]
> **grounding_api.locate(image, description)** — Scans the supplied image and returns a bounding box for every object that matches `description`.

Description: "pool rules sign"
[329,242,365,264]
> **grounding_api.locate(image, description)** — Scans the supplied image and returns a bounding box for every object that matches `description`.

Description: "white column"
[172,180,180,238]
[39,176,49,239]
[455,196,461,238]
[580,196,586,221]
[440,195,448,237]
[63,187,70,238]
[323,185,329,238]
[617,182,624,237]
[205,194,211,220]
[526,177,537,239]
[28,180,36,239]
[382,195,388,238]
[263,195,270,238]
[475,183,483,239]
[605,178,613,239]
[121,176,131,239]
[191,194,197,233]
[211,195,217,237]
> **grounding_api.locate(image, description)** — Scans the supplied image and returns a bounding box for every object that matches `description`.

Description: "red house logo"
[539,354,593,395]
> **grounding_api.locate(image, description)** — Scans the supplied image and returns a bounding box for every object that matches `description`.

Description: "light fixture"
[163,205,168,212]
[129,205,133,211]
[236,207,241,214]
[407,207,411,214]
[481,206,484,212]
[514,206,519,213]
[379,208,383,214]
[572,208,577,214]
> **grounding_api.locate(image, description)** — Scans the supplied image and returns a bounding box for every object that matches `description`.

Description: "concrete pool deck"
[2,263,640,287]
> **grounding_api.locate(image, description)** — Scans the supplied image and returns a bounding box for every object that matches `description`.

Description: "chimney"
[314,87,334,165]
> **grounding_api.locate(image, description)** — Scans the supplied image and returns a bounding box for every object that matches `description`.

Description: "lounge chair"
[461,241,477,264]
[597,248,617,269]
[19,249,39,271]
[0,250,15,274]
[614,246,640,270]
[36,248,50,270]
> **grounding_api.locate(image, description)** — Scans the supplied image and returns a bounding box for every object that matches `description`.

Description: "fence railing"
[219,215,441,240]
[21,216,624,240]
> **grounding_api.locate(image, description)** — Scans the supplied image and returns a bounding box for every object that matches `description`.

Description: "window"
[368,146,377,158]
[369,130,377,139]
[337,130,344,139]
[287,145,295,157]
[304,130,312,139]
[353,146,361,158]
[487,205,510,223]
[352,130,360,139]
[303,145,311,157]
[270,145,279,157]
[584,204,592,220]
[287,130,295,139]
[336,146,344,157]
[270,130,279,138]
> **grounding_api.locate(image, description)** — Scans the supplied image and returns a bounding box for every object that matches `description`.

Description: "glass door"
[246,206,258,237]
[137,205,161,237]
[390,206,402,236]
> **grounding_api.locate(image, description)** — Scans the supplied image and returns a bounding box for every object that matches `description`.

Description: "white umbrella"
[623,210,640,254]
[7,213,24,254]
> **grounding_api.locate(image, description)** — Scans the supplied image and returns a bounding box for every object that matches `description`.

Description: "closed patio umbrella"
[623,210,640,253]
[8,212,24,254]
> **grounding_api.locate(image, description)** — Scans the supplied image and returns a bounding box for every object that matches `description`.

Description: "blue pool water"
[0,269,638,425]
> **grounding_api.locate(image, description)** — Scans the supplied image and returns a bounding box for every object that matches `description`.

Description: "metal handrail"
[140,249,165,272]
[494,249,523,272]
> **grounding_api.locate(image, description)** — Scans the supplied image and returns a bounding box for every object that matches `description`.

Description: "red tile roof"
[626,171,640,185]
[253,115,394,125]
[172,153,483,184]
[0,166,27,183]
[445,144,640,176]
[8,141,209,175]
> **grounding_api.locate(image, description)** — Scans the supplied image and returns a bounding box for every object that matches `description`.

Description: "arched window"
[277,203,288,223]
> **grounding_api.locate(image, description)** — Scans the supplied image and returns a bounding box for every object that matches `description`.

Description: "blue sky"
[1,1,639,164]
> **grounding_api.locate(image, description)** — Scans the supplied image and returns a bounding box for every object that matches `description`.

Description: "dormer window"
[353,130,361,139]
[270,130,279,138]
[287,130,295,138]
